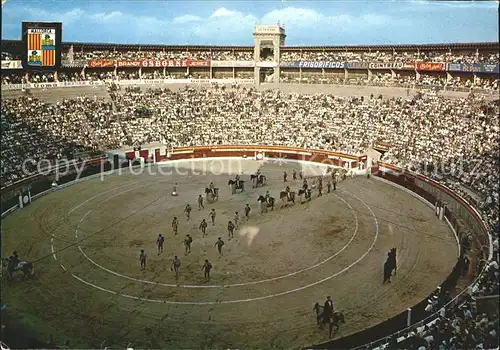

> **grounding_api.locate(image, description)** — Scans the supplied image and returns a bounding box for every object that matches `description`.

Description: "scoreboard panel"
[22,22,62,71]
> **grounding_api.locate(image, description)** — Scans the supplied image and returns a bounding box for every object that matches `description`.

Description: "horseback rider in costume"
[285,185,291,200]
[209,182,215,195]
[10,251,20,268]
[7,251,20,280]
[235,175,240,187]
[265,190,271,204]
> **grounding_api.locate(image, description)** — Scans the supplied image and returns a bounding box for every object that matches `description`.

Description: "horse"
[228,179,244,194]
[204,187,219,203]
[4,259,34,281]
[313,303,346,338]
[250,174,266,188]
[257,195,274,213]
[298,188,312,203]
[279,191,295,208]
[383,248,397,283]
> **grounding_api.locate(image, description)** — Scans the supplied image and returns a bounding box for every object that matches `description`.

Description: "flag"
[19,189,32,208]
[27,28,56,67]
[67,44,74,62]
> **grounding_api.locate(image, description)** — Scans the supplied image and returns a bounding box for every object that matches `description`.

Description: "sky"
[1,0,498,46]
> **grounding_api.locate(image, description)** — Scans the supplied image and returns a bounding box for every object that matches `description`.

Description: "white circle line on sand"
[55,190,379,305]
[77,189,359,288]
[68,181,138,214]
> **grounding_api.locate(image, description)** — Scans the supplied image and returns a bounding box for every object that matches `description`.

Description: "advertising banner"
[62,59,86,67]
[1,78,256,91]
[373,141,391,152]
[446,63,482,73]
[117,60,142,68]
[346,62,369,69]
[298,61,345,69]
[190,78,254,84]
[1,60,23,69]
[140,59,188,68]
[280,61,299,68]
[400,62,416,70]
[88,60,115,68]
[118,79,191,84]
[446,63,461,72]
[280,61,346,69]
[479,64,499,74]
[0,80,105,91]
[416,62,445,71]
[187,60,210,68]
[116,59,189,68]
[211,60,254,68]
[368,62,408,70]
[460,63,482,73]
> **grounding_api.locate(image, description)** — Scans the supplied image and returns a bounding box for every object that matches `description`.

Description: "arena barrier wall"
[154,145,361,168]
[308,162,492,350]
[0,78,255,91]
[0,149,492,350]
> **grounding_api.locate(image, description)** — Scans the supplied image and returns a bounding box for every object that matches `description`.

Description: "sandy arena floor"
[1,159,459,349]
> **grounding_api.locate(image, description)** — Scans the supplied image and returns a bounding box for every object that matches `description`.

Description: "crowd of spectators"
[1,73,27,84]
[0,102,93,186]
[279,72,498,91]
[2,87,498,181]
[2,88,498,157]
[385,232,499,350]
[1,85,498,348]
[61,48,500,64]
[387,290,499,349]
[280,50,499,64]
[378,97,499,349]
[69,50,254,61]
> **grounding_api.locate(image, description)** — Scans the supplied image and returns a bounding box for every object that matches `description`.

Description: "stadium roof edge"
[1,39,498,51]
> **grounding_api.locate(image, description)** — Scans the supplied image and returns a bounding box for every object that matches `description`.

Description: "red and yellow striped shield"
[27,33,41,50]
[42,50,55,66]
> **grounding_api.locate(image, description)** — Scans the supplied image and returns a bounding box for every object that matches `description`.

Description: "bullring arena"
[2,154,460,349]
[1,17,498,350]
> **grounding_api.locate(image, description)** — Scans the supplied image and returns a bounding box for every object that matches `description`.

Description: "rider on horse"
[303,178,308,190]
[7,251,20,280]
[209,182,215,195]
[9,251,20,267]
[265,190,271,204]
[285,186,291,200]
[235,175,241,187]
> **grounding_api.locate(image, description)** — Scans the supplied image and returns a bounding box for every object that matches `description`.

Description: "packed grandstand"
[1,39,499,90]
[1,31,499,350]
